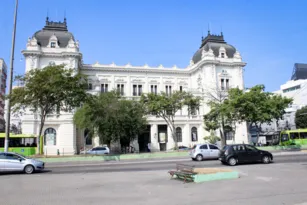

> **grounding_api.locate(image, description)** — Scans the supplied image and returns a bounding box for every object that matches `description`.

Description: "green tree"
[9,64,88,154]
[74,91,147,151]
[295,106,307,128]
[204,88,238,147]
[117,99,147,152]
[140,91,201,149]
[228,84,293,143]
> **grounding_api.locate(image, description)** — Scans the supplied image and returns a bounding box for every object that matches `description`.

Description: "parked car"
[219,144,273,166]
[0,152,45,174]
[178,146,190,151]
[85,146,110,155]
[189,143,220,161]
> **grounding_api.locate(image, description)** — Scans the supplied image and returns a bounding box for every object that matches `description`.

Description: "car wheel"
[262,155,270,164]
[24,165,35,174]
[196,154,203,161]
[228,157,237,166]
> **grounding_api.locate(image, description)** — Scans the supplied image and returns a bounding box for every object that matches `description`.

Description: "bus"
[0,133,38,156]
[279,129,307,145]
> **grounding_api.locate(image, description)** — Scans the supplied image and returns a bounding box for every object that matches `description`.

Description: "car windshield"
[222,145,230,151]
[15,153,29,159]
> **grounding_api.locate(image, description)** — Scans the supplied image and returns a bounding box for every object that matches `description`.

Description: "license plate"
[218,158,222,161]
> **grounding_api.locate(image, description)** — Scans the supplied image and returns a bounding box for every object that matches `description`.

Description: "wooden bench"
[168,164,196,183]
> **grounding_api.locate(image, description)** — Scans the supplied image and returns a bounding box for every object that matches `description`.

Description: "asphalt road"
[44,154,307,174]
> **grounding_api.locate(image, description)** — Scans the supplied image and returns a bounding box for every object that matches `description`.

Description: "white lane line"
[46,158,191,168]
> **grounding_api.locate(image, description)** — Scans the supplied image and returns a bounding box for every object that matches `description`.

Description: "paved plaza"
[1,161,307,205]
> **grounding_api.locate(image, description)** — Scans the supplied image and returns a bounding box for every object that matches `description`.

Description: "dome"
[192,32,236,64]
[33,17,75,48]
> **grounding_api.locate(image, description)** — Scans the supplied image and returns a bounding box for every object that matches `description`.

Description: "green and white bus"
[0,133,38,156]
[280,129,307,145]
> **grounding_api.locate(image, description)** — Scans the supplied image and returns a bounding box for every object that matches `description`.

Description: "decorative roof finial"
[46,10,49,23]
[64,10,67,23]
[220,25,223,36]
[208,23,211,35]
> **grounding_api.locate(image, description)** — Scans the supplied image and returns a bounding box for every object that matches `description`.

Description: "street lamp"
[4,0,18,152]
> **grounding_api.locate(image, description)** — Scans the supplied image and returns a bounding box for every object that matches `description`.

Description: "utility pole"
[4,0,18,152]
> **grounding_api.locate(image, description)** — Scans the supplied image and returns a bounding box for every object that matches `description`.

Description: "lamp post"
[4,0,18,152]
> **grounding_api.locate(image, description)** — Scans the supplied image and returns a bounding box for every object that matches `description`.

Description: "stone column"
[150,124,159,151]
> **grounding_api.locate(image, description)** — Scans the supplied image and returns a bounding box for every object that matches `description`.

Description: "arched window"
[84,129,92,145]
[191,127,198,142]
[44,128,56,146]
[176,127,182,142]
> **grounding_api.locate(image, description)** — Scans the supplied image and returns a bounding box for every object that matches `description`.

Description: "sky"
[1,0,307,92]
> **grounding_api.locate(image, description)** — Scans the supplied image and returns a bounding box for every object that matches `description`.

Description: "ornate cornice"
[82,59,246,75]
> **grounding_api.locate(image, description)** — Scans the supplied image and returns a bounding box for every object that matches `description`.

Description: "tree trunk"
[220,116,226,147]
[37,109,46,155]
[170,121,178,150]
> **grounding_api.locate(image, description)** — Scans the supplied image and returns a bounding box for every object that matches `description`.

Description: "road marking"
[255,176,273,182]
[47,158,191,168]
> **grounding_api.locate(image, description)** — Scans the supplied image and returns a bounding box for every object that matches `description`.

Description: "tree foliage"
[9,64,89,154]
[227,85,293,143]
[295,106,307,128]
[74,91,147,151]
[140,91,201,149]
[228,85,293,127]
[204,85,293,147]
[204,88,238,147]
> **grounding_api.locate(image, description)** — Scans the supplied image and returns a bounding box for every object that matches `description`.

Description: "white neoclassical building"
[21,18,249,155]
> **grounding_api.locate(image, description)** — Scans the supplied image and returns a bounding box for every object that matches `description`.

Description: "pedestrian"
[147,142,151,152]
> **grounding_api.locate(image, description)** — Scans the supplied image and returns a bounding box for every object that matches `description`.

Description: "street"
[1,154,307,205]
[45,154,307,174]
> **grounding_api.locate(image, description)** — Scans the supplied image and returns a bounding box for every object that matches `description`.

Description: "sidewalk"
[38,150,307,164]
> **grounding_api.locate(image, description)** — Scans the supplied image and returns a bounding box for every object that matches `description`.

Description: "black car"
[219,144,273,166]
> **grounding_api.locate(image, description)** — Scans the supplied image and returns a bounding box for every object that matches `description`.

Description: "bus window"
[301,132,307,139]
[281,134,289,142]
[290,133,299,139]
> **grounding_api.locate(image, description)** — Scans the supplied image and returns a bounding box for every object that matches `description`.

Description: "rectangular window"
[226,79,229,90]
[154,85,157,94]
[179,86,183,92]
[300,132,307,139]
[117,84,124,96]
[138,85,142,96]
[290,132,299,139]
[101,84,109,93]
[221,79,225,90]
[133,85,137,96]
[165,85,172,95]
[151,85,158,94]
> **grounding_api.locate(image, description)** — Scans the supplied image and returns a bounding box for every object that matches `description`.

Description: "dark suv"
[219,144,273,166]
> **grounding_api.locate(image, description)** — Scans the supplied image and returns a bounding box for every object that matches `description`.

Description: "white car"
[0,152,45,174]
[85,146,110,155]
[189,143,220,161]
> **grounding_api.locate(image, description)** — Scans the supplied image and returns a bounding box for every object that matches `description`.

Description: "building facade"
[21,18,248,155]
[0,59,7,132]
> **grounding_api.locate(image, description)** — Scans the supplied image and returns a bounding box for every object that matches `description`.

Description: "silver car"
[189,143,220,161]
[85,146,110,155]
[0,152,45,174]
